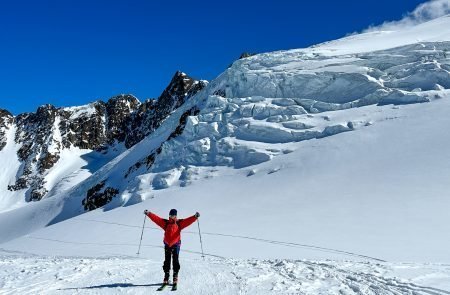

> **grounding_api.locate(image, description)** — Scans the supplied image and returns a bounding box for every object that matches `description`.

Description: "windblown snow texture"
[1,254,449,294]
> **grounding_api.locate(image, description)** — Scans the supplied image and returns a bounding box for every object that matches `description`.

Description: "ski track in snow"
[1,255,449,295]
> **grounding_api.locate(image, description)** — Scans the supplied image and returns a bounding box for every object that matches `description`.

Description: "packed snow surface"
[1,254,449,295]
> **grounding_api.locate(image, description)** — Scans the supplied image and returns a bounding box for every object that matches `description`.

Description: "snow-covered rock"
[0,72,205,209]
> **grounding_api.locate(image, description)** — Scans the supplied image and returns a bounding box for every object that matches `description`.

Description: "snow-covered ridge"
[64,102,99,120]
[311,14,450,55]
[223,42,448,104]
[128,38,449,189]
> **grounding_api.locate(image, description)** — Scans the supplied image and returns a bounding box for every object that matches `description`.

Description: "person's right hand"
[144,210,149,215]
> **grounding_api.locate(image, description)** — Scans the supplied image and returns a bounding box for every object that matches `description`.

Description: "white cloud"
[364,0,450,32]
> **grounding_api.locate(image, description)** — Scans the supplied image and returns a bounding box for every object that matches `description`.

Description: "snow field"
[2,94,450,263]
[1,254,449,294]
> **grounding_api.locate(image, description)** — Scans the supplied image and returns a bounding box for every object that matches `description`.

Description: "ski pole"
[197,218,205,260]
[137,214,146,255]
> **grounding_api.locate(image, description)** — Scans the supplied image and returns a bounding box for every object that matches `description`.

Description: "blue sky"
[0,0,427,114]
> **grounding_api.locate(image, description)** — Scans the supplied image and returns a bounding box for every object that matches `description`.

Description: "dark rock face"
[125,106,200,179]
[0,109,14,151]
[11,104,59,200]
[59,101,107,150]
[3,71,206,206]
[125,146,162,178]
[82,181,119,211]
[168,107,201,140]
[239,52,256,59]
[9,102,112,200]
[105,95,140,145]
[58,95,140,151]
[124,71,207,148]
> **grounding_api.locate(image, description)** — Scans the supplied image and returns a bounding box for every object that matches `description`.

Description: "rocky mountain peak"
[239,52,256,59]
[105,94,140,109]
[3,71,207,202]
[0,109,13,119]
[159,71,198,110]
[0,109,13,128]
[105,94,141,145]
[123,71,207,148]
[36,103,57,114]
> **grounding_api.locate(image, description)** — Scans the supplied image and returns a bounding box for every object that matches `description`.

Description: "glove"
[195,212,200,218]
[144,210,149,215]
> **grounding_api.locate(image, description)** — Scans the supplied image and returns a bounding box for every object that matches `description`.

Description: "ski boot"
[157,273,170,291]
[164,272,170,284]
[172,273,178,291]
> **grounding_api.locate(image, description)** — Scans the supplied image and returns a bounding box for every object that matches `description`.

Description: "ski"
[171,283,177,291]
[157,283,168,291]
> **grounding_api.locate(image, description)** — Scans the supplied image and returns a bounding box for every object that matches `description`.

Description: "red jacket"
[146,212,197,247]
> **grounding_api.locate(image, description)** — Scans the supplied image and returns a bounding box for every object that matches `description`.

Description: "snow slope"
[1,95,450,294]
[1,254,450,294]
[311,14,450,55]
[2,94,450,263]
[0,124,25,211]
[1,13,450,295]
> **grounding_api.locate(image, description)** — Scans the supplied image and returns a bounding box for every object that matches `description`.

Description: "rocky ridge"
[2,72,205,201]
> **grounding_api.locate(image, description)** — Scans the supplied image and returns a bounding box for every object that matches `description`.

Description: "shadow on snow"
[59,282,166,290]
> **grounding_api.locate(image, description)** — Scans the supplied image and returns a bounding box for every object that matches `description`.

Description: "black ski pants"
[163,242,181,274]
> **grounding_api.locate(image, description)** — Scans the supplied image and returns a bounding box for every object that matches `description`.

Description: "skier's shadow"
[60,283,163,290]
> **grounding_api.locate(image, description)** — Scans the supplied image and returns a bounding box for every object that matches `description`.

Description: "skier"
[144,208,200,290]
